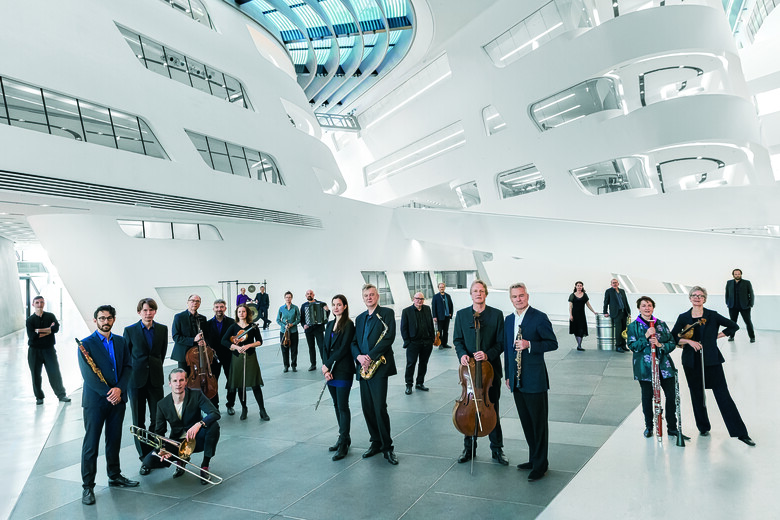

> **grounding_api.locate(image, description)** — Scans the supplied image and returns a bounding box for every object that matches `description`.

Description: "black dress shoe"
[492,450,509,465]
[750,338,756,343]
[384,450,399,465]
[643,429,653,438]
[284,367,289,373]
[727,336,735,342]
[517,462,533,470]
[308,365,316,371]
[362,445,382,458]
[700,430,710,436]
[333,443,349,461]
[259,408,270,421]
[139,465,151,476]
[668,430,691,441]
[240,407,248,420]
[405,385,412,395]
[36,398,43,405]
[82,488,96,505]
[615,346,627,353]
[227,407,235,416]
[173,464,186,478]
[415,383,429,392]
[108,475,139,487]
[329,439,341,452]
[292,367,297,372]
[576,346,585,351]
[738,436,756,446]
[58,396,71,403]
[200,467,210,485]
[528,470,545,482]
[457,448,473,463]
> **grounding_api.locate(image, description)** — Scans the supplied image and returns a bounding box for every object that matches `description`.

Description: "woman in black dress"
[670,286,753,446]
[568,281,597,351]
[320,294,355,461]
[222,304,269,421]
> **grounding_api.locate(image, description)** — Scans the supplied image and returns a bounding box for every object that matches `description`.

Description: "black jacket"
[322,319,356,381]
[670,308,738,368]
[123,320,168,389]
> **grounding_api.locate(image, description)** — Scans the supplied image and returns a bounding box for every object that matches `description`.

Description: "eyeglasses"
[690,294,706,299]
[188,299,201,303]
[413,297,424,301]
[96,316,115,322]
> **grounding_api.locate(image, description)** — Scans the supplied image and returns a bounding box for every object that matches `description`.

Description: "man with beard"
[205,299,237,414]
[301,289,330,371]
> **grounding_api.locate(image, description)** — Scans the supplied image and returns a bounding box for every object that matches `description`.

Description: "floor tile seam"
[396,459,458,519]
[26,496,84,519]
[191,498,276,515]
[427,489,551,508]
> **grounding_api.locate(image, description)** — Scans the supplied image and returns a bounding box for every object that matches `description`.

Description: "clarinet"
[649,318,663,444]
[515,326,523,386]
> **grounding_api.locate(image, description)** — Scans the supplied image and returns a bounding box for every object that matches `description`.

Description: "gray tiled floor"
[9,322,642,519]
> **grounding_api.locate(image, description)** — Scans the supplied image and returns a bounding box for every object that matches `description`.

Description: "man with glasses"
[603,278,631,352]
[79,305,138,505]
[400,292,435,394]
[172,295,219,406]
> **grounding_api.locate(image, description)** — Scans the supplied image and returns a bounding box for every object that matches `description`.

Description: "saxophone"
[360,313,389,380]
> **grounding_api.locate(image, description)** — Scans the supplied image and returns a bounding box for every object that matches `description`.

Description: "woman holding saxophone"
[320,294,355,461]
[626,297,682,440]
[670,286,754,446]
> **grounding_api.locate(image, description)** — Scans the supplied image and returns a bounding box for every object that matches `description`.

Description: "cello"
[186,315,218,399]
[452,311,498,471]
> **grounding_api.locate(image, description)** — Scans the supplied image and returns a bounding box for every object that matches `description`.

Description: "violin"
[230,322,259,346]
[452,312,497,438]
[186,315,218,399]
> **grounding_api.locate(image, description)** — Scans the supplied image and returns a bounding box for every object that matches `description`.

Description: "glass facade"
[0,76,168,159]
[529,77,621,131]
[361,271,394,305]
[158,0,214,29]
[569,157,652,196]
[404,271,434,300]
[185,130,283,185]
[434,271,477,289]
[117,25,252,110]
[497,164,546,198]
[118,220,223,240]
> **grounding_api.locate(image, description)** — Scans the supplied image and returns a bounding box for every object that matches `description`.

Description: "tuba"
[359,313,389,380]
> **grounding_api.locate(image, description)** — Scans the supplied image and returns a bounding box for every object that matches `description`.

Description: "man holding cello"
[452,280,507,465]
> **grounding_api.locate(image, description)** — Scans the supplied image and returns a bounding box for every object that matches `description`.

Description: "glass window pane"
[198,224,222,241]
[111,110,145,154]
[141,38,167,76]
[0,80,8,125]
[117,26,145,65]
[172,222,199,240]
[208,135,232,173]
[138,118,168,159]
[4,79,48,133]
[79,101,116,148]
[245,149,262,179]
[41,90,83,140]
[224,75,247,107]
[165,48,190,85]
[144,221,173,239]
[190,0,212,26]
[227,144,250,177]
[118,220,144,238]
[205,66,227,98]
[186,57,211,94]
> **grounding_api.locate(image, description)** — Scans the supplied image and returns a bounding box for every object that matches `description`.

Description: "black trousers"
[129,383,164,458]
[142,421,220,468]
[259,307,270,329]
[513,390,549,473]
[683,358,748,438]
[638,377,677,432]
[280,332,299,368]
[404,341,433,385]
[304,325,325,366]
[464,376,503,452]
[28,347,67,399]
[213,349,234,407]
[436,318,451,348]
[359,376,393,452]
[612,310,628,348]
[328,383,352,443]
[728,307,755,340]
[81,400,126,489]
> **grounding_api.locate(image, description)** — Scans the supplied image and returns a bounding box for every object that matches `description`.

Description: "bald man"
[400,292,435,394]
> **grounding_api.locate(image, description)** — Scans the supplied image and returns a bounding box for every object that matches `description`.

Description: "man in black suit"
[453,280,507,465]
[351,283,398,465]
[123,298,168,461]
[400,292,435,394]
[431,282,454,350]
[301,289,330,371]
[26,295,70,405]
[257,285,271,329]
[140,368,221,484]
[205,299,237,413]
[603,278,630,352]
[725,268,756,343]
[78,305,138,506]
[504,283,558,481]
[172,294,220,407]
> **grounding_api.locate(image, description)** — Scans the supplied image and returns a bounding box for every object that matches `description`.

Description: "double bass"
[452,312,498,442]
[186,315,218,399]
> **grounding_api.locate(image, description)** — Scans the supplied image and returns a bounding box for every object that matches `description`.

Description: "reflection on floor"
[6,321,774,519]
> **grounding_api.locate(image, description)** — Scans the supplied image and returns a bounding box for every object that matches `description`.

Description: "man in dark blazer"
[26,295,70,405]
[205,299,237,413]
[171,294,207,370]
[351,283,398,465]
[504,283,558,482]
[78,305,138,506]
[140,368,221,484]
[725,268,755,342]
[431,282,454,350]
[603,278,631,352]
[257,285,271,329]
[400,292,435,394]
[453,280,507,465]
[123,298,168,460]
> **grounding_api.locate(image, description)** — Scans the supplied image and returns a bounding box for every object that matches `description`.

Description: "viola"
[186,316,218,399]
[230,322,259,345]
[452,312,497,438]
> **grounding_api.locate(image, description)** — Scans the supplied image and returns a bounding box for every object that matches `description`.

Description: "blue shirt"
[141,321,154,350]
[93,330,117,379]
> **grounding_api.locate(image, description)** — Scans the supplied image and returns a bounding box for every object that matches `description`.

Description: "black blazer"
[171,310,207,362]
[154,388,220,439]
[123,320,168,389]
[322,319,356,381]
[205,316,236,357]
[725,279,754,309]
[78,331,131,407]
[400,304,434,348]
[351,306,397,379]
[670,308,738,368]
[603,288,630,318]
[504,307,558,393]
[453,305,504,380]
[256,292,270,310]
[431,292,454,321]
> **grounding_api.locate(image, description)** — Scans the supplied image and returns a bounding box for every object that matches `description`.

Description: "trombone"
[129,425,223,485]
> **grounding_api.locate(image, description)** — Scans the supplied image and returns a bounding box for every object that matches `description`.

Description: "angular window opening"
[497,164,546,198]
[361,271,394,305]
[454,181,481,208]
[185,130,283,185]
[530,77,621,131]
[118,220,222,240]
[570,157,652,196]
[404,271,434,300]
[482,105,507,135]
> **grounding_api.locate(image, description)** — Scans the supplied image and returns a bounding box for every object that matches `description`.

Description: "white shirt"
[514,308,530,352]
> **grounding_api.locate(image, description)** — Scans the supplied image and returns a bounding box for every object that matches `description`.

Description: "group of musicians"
[75,279,755,505]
